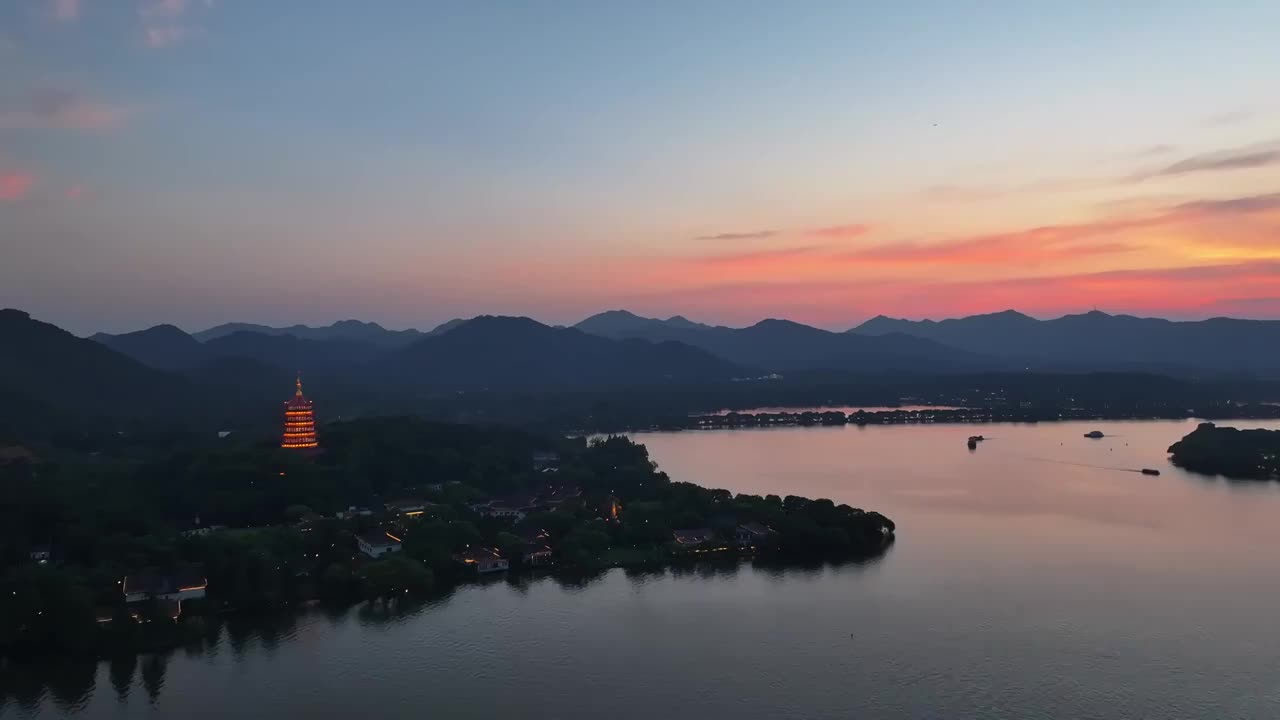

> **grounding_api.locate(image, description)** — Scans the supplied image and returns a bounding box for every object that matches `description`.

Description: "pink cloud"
[631,191,1280,323]
[52,0,79,21]
[139,0,206,48]
[1204,296,1280,317]
[0,88,132,131]
[631,260,1280,326]
[65,184,85,201]
[144,25,187,47]
[140,0,187,19]
[0,171,35,201]
[666,217,1146,277]
[845,192,1280,268]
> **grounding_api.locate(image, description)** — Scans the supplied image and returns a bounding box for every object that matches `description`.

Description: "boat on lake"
[1141,468,1161,476]
[1084,430,1105,439]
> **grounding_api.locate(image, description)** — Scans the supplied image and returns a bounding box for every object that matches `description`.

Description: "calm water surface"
[7,419,1280,719]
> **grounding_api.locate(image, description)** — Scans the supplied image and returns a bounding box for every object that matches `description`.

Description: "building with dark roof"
[672,528,715,547]
[735,521,775,546]
[356,529,402,558]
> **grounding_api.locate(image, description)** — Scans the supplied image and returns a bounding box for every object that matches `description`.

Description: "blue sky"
[2,1,1279,333]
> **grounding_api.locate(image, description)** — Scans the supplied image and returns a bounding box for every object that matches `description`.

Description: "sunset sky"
[2,1,1278,334]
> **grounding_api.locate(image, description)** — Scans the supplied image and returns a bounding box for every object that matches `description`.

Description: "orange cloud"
[847,192,1280,267]
[0,171,35,201]
[669,216,1151,277]
[630,191,1280,323]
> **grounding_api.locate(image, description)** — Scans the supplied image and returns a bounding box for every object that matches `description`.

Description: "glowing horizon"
[2,1,1278,335]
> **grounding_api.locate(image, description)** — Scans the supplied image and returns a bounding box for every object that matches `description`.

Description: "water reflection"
[138,652,167,705]
[622,566,667,584]
[1,660,89,715]
[1,661,50,714]
[356,596,432,626]
[0,554,893,715]
[107,654,135,703]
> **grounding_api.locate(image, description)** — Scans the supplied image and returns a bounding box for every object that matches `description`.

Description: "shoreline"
[620,405,1280,433]
[2,544,895,665]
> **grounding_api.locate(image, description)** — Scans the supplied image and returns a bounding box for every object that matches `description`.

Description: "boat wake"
[1002,453,1143,474]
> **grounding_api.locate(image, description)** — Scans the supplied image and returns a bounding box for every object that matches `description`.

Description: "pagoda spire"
[281,375,318,450]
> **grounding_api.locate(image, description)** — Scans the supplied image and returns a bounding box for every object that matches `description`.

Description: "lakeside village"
[0,378,895,659]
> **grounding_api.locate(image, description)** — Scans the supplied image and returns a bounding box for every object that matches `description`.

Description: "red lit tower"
[281,375,318,449]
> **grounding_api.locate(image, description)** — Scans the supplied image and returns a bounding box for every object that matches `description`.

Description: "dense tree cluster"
[0,419,892,660]
[1167,423,1280,479]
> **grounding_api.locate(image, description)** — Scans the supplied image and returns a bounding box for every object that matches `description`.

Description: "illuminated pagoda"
[281,375,319,450]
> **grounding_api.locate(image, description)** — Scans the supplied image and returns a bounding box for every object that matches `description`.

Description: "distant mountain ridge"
[85,308,1280,381]
[850,309,1280,376]
[7,306,1280,435]
[378,315,747,390]
[574,311,989,373]
[91,324,384,373]
[71,311,749,400]
[191,319,428,348]
[90,324,208,370]
[575,310,719,339]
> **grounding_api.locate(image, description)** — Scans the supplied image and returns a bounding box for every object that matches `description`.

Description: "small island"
[1167,422,1280,480]
[0,417,894,661]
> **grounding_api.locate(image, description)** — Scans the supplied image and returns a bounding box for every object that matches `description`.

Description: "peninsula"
[0,414,893,660]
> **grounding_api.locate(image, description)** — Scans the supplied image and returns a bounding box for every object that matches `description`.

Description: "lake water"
[7,418,1280,719]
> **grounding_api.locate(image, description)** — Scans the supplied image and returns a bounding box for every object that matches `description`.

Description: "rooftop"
[489,494,539,511]
[357,529,401,548]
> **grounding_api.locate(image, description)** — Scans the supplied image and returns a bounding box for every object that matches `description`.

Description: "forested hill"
[0,309,194,421]
[851,310,1280,376]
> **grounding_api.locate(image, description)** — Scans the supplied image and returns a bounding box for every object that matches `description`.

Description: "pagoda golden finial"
[296,372,303,397]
